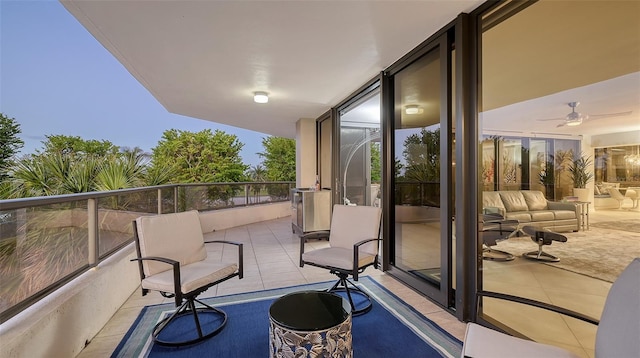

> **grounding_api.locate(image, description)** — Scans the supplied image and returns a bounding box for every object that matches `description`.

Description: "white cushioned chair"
[461,257,640,357]
[609,187,634,210]
[132,210,243,346]
[299,204,382,315]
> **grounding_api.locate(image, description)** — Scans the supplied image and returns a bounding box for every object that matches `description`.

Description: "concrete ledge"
[199,201,291,233]
[0,243,139,358]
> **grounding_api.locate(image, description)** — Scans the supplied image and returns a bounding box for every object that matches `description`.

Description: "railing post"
[174,186,178,213]
[245,184,250,206]
[157,188,162,214]
[88,198,98,267]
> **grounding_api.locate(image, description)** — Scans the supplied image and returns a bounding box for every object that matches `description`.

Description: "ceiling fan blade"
[556,122,566,128]
[587,111,633,120]
[536,116,565,122]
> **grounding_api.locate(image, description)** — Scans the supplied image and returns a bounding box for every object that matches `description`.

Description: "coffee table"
[269,290,352,358]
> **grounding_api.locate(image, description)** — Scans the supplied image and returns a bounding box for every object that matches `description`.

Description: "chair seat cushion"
[302,247,376,271]
[142,258,238,294]
[462,323,580,358]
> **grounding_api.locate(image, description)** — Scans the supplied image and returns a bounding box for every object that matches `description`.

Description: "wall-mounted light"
[253,91,269,103]
[405,104,423,115]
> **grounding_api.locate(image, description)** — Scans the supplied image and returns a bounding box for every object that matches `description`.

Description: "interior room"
[477,1,640,355]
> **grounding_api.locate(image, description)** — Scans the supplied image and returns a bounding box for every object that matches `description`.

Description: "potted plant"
[569,153,594,202]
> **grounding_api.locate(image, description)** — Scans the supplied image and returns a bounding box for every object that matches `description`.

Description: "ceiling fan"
[536,101,632,127]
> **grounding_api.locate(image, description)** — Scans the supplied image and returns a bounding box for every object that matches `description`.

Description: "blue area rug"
[112,277,462,357]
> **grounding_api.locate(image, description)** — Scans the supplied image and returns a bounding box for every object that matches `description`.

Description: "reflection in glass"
[339,92,381,207]
[393,48,442,284]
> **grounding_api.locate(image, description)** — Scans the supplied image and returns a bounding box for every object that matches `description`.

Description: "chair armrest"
[298,231,330,267]
[352,237,382,280]
[477,291,598,325]
[131,256,181,304]
[204,240,244,279]
[547,201,578,212]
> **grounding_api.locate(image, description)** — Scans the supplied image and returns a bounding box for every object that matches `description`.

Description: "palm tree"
[247,165,267,203]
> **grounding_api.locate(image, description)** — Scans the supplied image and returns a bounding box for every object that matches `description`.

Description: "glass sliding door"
[478,0,640,354]
[386,33,454,307]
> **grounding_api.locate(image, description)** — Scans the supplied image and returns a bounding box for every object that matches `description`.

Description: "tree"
[370,142,381,183]
[38,134,119,158]
[403,128,440,182]
[247,164,267,203]
[151,129,248,184]
[0,113,24,180]
[258,137,295,181]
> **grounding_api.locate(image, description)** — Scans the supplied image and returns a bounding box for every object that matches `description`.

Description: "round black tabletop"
[269,290,351,331]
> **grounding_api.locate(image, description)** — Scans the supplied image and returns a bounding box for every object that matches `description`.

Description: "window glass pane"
[393,48,442,284]
[479,0,640,353]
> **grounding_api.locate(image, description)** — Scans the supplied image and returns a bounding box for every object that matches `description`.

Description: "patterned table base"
[269,314,352,358]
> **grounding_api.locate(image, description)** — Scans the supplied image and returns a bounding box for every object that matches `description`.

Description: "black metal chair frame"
[481,214,519,262]
[132,221,243,347]
[299,231,381,316]
[520,225,567,262]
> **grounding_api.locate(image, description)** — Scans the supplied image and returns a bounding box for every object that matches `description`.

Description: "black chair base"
[153,297,227,347]
[483,247,515,261]
[523,247,560,262]
[328,272,372,316]
[520,226,566,263]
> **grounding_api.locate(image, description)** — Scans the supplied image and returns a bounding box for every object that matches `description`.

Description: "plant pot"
[573,188,590,203]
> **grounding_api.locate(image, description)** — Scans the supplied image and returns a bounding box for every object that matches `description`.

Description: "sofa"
[483,190,579,232]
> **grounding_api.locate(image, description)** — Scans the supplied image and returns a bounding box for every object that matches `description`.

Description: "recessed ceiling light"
[254,91,269,104]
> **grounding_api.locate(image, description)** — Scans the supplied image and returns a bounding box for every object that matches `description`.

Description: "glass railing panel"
[159,187,175,214]
[0,202,89,318]
[97,190,157,257]
[263,183,291,203]
[179,184,242,211]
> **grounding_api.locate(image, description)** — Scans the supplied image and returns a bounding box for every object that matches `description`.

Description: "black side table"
[269,291,352,358]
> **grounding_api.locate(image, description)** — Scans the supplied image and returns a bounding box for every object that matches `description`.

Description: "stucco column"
[296,118,317,188]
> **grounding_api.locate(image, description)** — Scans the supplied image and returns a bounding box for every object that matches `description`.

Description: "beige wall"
[591,130,640,148]
[296,118,317,189]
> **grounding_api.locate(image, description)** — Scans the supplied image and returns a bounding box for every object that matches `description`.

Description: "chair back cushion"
[595,257,640,357]
[329,205,382,255]
[135,210,207,276]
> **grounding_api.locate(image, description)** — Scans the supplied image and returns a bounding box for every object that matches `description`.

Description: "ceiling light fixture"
[253,91,269,104]
[405,104,422,115]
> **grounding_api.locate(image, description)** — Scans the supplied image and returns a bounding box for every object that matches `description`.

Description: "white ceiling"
[482,72,640,138]
[61,0,484,139]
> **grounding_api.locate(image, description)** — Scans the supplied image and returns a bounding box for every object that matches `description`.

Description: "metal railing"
[0,181,294,323]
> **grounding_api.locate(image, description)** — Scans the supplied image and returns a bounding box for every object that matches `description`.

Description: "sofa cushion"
[500,191,529,212]
[530,211,555,222]
[554,210,577,220]
[483,192,506,212]
[506,212,532,222]
[521,191,548,211]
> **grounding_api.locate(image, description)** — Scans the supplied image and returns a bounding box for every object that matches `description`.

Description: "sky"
[0,0,268,167]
